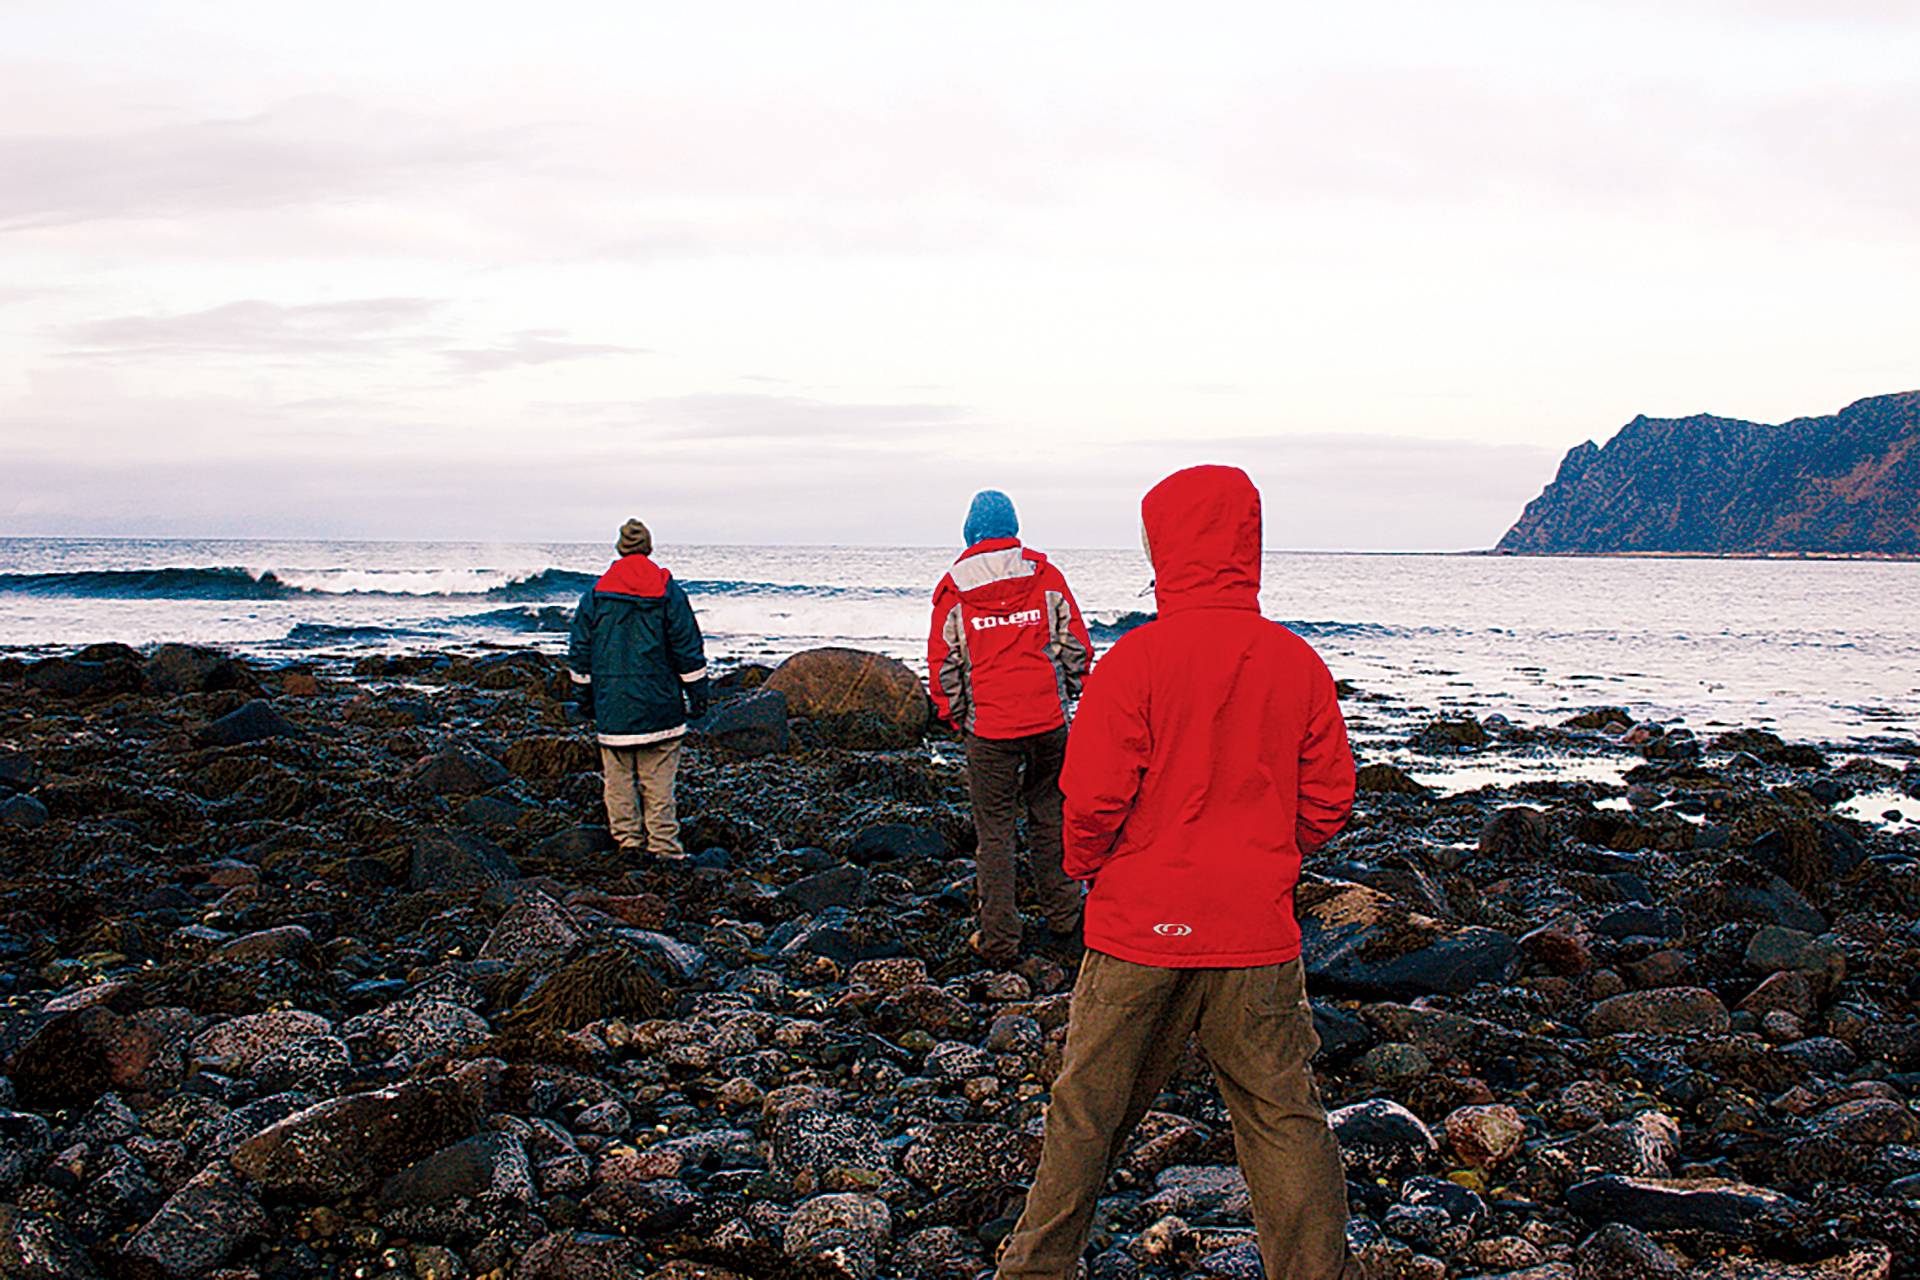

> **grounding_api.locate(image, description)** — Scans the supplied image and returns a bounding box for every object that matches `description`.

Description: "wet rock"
[0,1204,101,1279]
[1591,904,1686,941]
[123,1162,266,1277]
[194,699,303,748]
[25,655,143,699]
[1146,1165,1251,1220]
[8,1005,169,1110]
[378,1132,535,1238]
[228,1061,496,1196]
[783,1192,890,1280]
[1572,1222,1684,1279]
[1743,926,1846,995]
[479,893,586,965]
[536,826,617,860]
[1444,1104,1526,1168]
[773,1109,888,1182]
[1586,987,1730,1037]
[901,1122,1041,1191]
[1388,1174,1488,1253]
[0,1111,52,1194]
[1357,763,1429,795]
[1562,1174,1800,1240]
[512,1229,643,1279]
[846,823,947,864]
[0,793,49,829]
[410,744,511,795]
[342,998,491,1063]
[211,924,316,965]
[1422,718,1489,749]
[190,1009,335,1074]
[1328,1099,1437,1185]
[779,865,870,913]
[1300,882,1516,997]
[764,647,929,744]
[145,644,259,696]
[1480,805,1555,856]
[690,688,791,757]
[411,827,520,890]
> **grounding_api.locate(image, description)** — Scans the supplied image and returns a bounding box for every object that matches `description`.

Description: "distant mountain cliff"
[1497,391,1920,556]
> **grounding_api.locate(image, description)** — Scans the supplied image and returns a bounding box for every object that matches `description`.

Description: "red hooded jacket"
[928,539,1094,740]
[1061,465,1355,967]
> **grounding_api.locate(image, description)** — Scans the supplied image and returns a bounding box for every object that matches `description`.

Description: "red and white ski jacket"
[927,539,1094,740]
[1060,465,1355,968]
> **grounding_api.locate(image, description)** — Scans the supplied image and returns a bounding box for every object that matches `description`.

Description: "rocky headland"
[0,641,1917,1279]
[1498,391,1920,557]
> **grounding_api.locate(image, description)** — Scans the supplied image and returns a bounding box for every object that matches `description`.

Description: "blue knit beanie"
[963,490,1019,546]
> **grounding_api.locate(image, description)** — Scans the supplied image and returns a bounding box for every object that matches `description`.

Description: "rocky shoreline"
[0,641,1917,1280]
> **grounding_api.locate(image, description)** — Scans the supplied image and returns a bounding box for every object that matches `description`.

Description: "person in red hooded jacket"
[929,489,1094,968]
[995,466,1361,1280]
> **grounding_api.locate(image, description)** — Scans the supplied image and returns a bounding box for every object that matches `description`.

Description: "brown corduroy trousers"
[998,951,1361,1279]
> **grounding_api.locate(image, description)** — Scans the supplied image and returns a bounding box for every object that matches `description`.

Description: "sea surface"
[3,538,1918,762]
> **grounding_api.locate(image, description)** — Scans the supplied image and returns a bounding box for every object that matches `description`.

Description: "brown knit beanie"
[616,518,652,557]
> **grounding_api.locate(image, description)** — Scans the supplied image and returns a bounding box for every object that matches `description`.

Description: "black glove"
[684,681,709,720]
[574,682,596,722]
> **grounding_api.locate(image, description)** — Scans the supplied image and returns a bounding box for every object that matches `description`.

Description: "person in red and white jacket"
[996,465,1362,1280]
[928,489,1094,968]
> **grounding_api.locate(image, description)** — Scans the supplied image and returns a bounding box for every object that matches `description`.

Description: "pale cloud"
[58,298,444,358]
[440,332,643,375]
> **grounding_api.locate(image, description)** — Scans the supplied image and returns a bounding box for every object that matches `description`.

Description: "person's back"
[996,465,1361,1280]
[1063,466,1352,966]
[567,518,708,859]
[928,489,1093,967]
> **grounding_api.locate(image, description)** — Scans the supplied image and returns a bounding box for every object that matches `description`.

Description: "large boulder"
[145,643,259,696]
[124,1163,266,1277]
[1297,881,1516,997]
[1563,1175,1801,1240]
[228,1062,497,1196]
[25,655,143,699]
[1586,988,1730,1037]
[194,700,304,748]
[410,744,511,795]
[764,648,928,745]
[689,688,790,757]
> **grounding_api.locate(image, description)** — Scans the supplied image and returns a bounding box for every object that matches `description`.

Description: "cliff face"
[1497,391,1920,555]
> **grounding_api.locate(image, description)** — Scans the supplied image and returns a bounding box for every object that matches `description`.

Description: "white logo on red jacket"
[1153,923,1193,937]
[970,608,1044,632]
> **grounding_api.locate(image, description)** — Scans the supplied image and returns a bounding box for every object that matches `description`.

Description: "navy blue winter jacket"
[567,555,709,745]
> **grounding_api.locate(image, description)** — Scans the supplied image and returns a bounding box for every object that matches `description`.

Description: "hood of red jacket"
[949,538,1048,610]
[596,554,669,598]
[1142,465,1262,614]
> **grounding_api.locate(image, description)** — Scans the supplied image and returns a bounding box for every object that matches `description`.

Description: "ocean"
[3,537,1918,759]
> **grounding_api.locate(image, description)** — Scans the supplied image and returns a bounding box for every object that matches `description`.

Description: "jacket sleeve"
[926,580,969,731]
[567,591,596,715]
[665,579,710,718]
[1044,567,1095,701]
[1059,638,1151,879]
[1296,655,1355,856]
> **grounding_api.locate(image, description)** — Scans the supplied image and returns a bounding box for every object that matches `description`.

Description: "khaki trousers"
[599,738,683,855]
[998,952,1360,1280]
[966,726,1083,963]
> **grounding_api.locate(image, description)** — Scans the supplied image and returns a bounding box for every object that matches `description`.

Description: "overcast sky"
[3,1,1916,550]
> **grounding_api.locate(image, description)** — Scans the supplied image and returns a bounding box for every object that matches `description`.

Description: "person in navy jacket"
[568,518,708,859]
